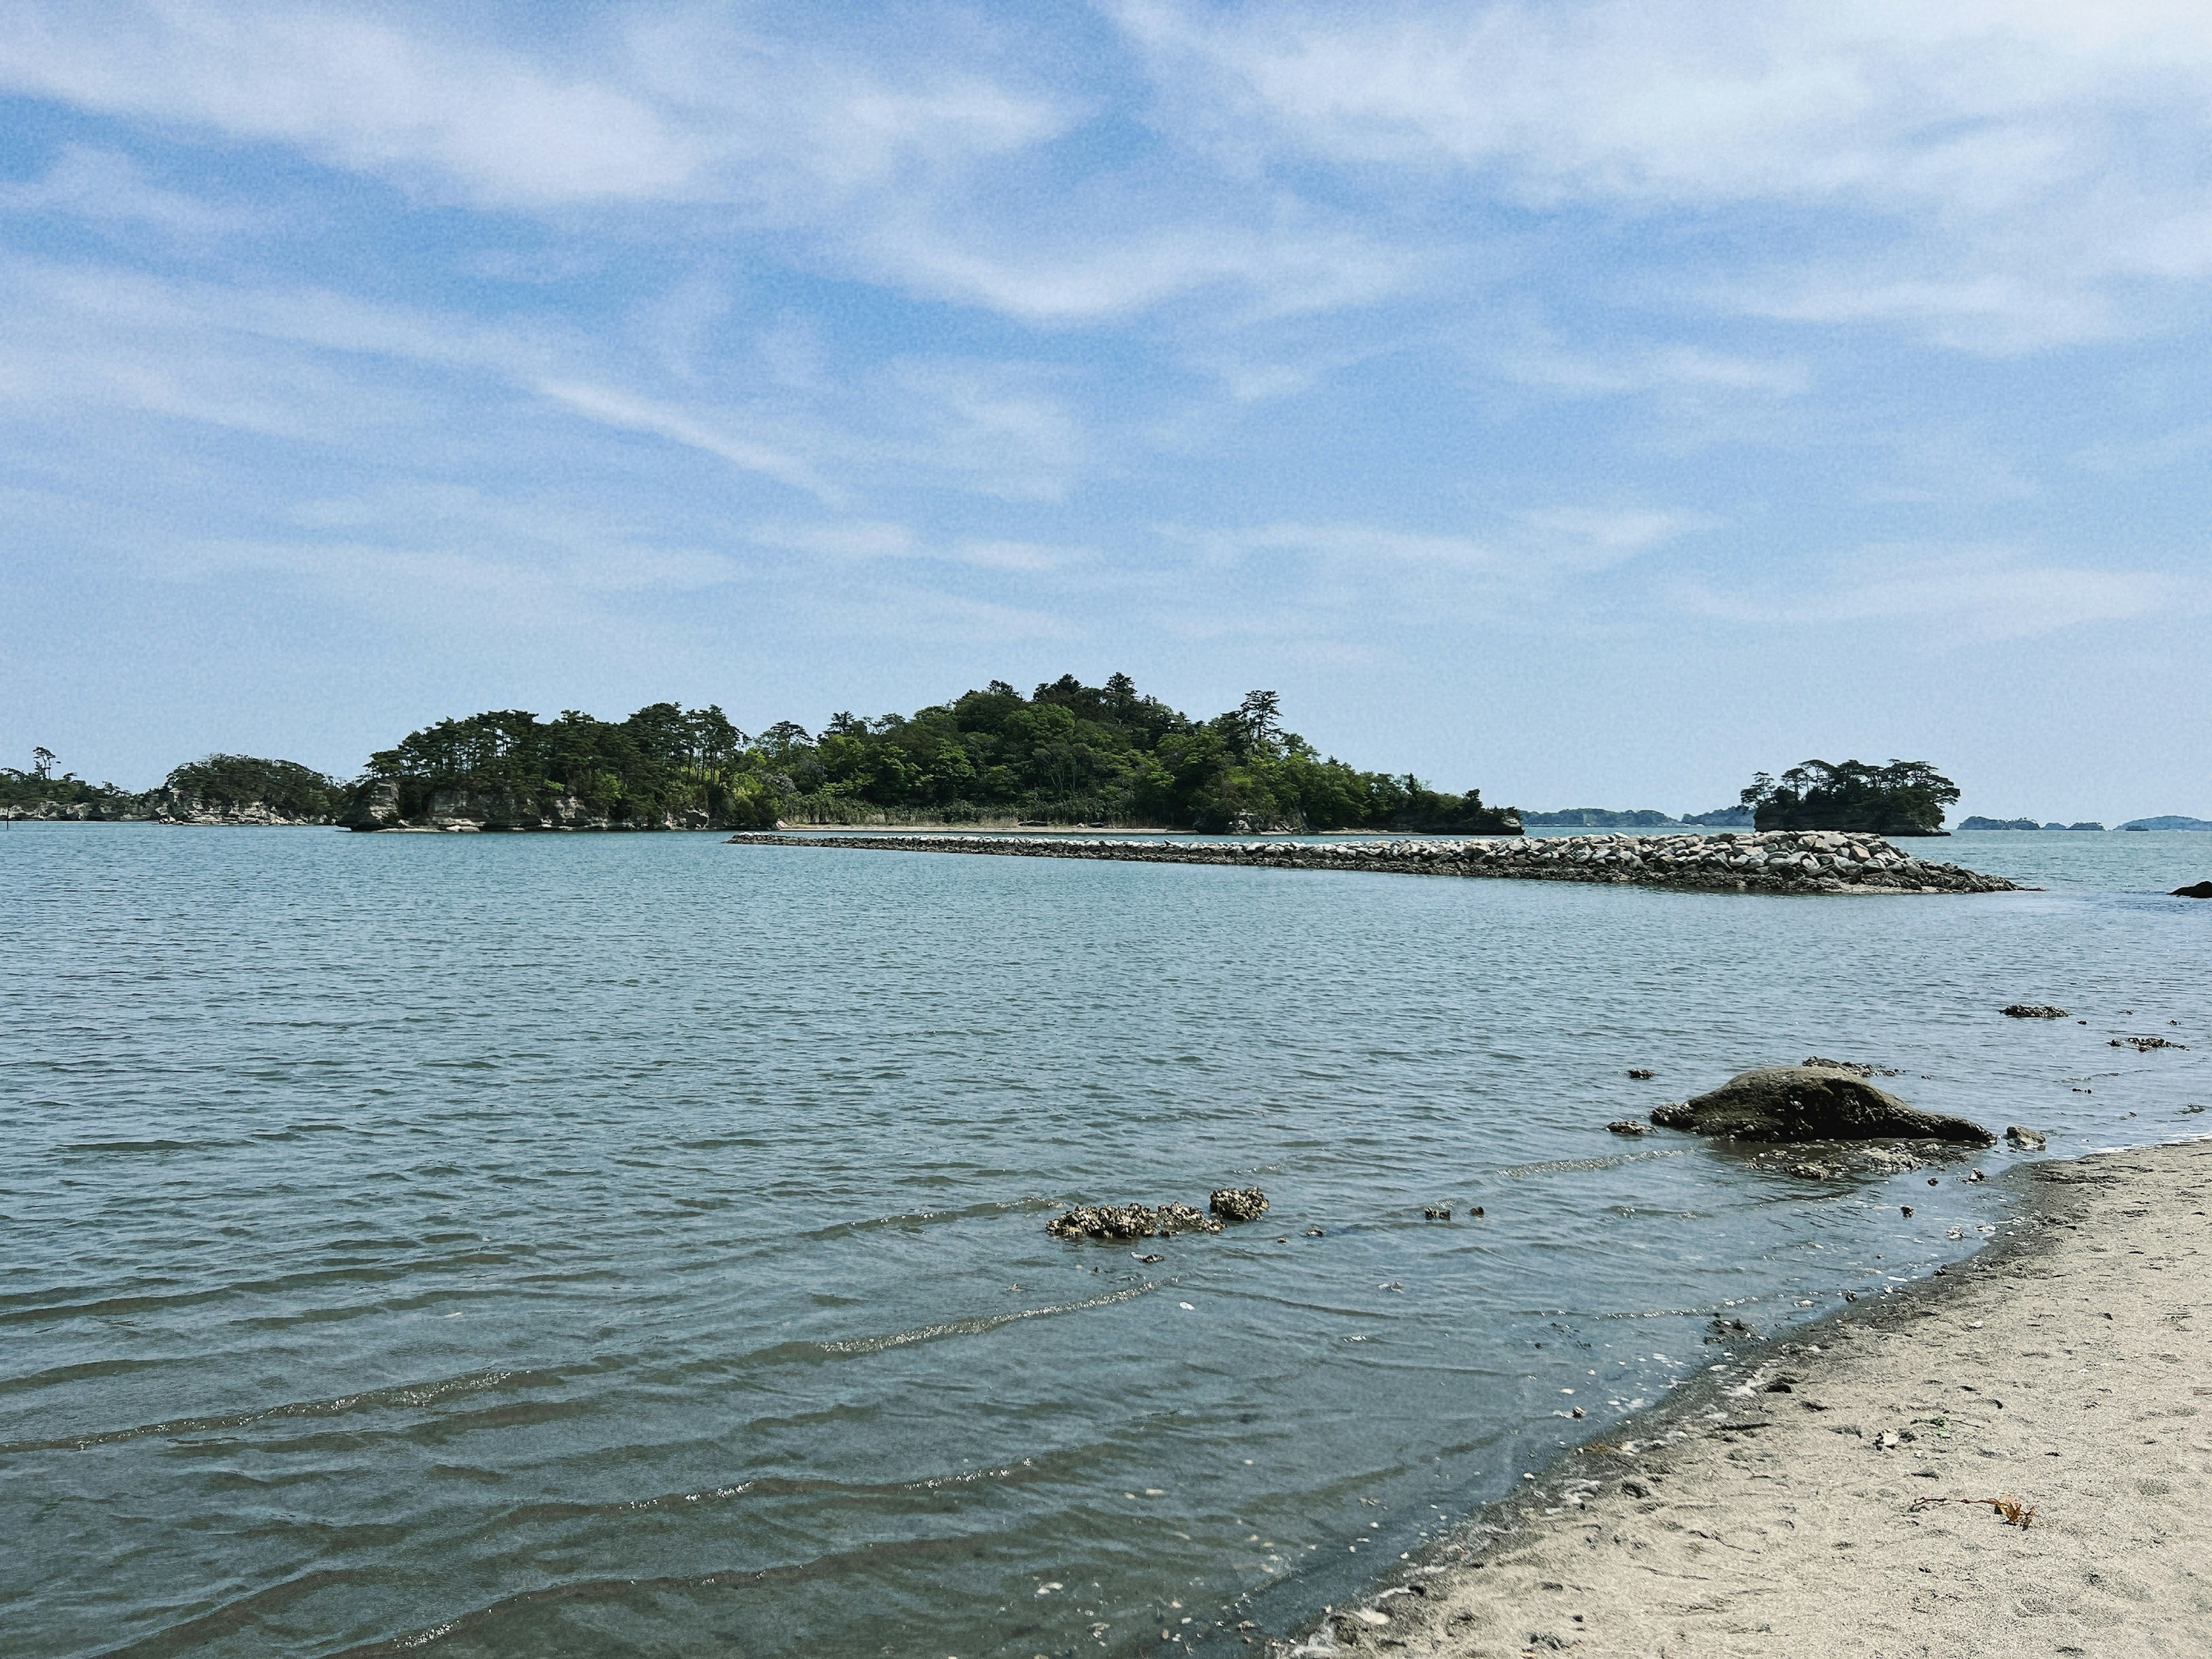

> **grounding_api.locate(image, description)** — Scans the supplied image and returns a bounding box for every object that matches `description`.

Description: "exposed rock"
[2173,881,2212,899]
[1607,1120,1651,1136]
[1627,1067,1655,1079]
[1047,1204,1161,1240]
[1650,1065,1994,1145]
[340,778,403,830]
[1157,1201,1222,1234]
[2002,1005,2069,1019]
[2112,1035,2186,1052]
[1048,1194,1242,1238]
[724,828,2020,895]
[1801,1056,1902,1077]
[1209,1187,1270,1223]
[7,789,333,826]
[2005,1126,2048,1150]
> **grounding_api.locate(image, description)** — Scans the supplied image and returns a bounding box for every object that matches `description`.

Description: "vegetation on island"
[355,675,1520,834]
[166,755,342,819]
[1739,759,1960,836]
[1,747,134,811]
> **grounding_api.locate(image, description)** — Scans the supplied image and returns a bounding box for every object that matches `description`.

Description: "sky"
[2,0,2207,822]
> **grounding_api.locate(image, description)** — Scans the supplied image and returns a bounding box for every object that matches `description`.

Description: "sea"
[4,825,2208,1657]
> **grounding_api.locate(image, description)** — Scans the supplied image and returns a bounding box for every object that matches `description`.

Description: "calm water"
[4,827,2209,1658]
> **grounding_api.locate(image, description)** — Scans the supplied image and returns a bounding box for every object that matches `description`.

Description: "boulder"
[2005,1126,2048,1150]
[1650,1065,1994,1145]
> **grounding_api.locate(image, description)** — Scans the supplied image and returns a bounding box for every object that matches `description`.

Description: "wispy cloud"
[1677,546,2199,639]
[536,380,842,505]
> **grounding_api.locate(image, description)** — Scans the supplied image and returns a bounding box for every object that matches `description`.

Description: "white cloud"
[1117,1,2212,208]
[1677,545,2198,639]
[535,380,841,504]
[1118,0,2212,347]
[0,2,1065,211]
[0,143,259,236]
[1174,509,1703,573]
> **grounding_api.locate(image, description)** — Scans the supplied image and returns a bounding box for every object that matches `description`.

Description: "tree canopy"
[358,674,1518,834]
[1739,759,1960,836]
[166,755,341,819]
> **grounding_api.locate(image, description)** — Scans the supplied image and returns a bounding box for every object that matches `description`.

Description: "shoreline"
[726,830,2019,895]
[1277,1138,2211,1657]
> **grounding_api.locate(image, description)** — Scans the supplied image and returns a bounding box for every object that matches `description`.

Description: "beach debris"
[1910,1494,2037,1528]
[1607,1119,1651,1136]
[2172,880,2212,898]
[2005,1126,2048,1150]
[2112,1035,2186,1051]
[2001,1005,2069,1018]
[1652,1065,1994,1145]
[1209,1187,1270,1222]
[1423,1205,1453,1219]
[1627,1067,1655,1079]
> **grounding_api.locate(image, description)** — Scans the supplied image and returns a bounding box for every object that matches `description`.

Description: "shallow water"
[3,826,2207,1657]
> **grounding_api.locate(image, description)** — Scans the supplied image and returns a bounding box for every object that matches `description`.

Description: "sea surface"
[4,826,2209,1658]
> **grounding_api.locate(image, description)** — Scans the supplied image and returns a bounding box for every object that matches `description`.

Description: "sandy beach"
[1292,1139,2212,1658]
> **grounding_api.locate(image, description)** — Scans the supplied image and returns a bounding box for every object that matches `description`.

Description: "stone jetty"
[722,828,2018,895]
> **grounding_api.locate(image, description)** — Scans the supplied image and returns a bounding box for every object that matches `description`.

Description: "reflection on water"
[2,826,2206,1656]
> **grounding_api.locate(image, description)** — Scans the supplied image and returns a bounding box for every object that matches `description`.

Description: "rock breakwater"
[723,828,2018,895]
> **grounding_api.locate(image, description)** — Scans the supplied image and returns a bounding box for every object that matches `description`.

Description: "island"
[8,676,1520,836]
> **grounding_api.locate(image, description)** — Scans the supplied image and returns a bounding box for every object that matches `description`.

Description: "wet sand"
[1294,1139,2212,1657]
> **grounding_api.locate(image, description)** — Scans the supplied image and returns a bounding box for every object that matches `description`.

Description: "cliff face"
[339,780,725,832]
[5,788,331,825]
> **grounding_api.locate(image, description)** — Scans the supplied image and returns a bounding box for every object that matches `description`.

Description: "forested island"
[1739,759,1959,836]
[12,695,2024,843]
[9,676,1518,835]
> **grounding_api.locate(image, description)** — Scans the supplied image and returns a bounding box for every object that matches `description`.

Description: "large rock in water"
[1652,1066,1994,1145]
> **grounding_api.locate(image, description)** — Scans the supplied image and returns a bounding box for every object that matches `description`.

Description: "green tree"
[1740,759,1960,836]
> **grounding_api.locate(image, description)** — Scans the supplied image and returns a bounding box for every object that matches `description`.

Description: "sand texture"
[1297,1141,2211,1658]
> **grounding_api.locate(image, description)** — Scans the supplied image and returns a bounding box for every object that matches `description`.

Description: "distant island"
[1520,805,1753,829]
[1957,817,2106,831]
[1521,808,1682,828]
[1739,759,1958,836]
[6,675,1518,836]
[2119,816,2212,831]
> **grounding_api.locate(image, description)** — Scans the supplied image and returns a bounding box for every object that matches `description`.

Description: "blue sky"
[2,1,2207,821]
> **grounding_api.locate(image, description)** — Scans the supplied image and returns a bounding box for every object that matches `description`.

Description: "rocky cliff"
[3,788,331,825]
[340,780,722,832]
